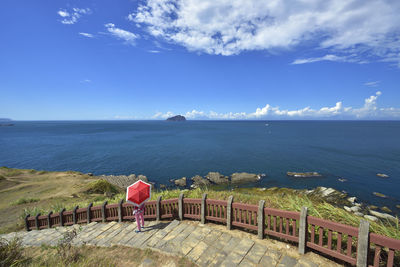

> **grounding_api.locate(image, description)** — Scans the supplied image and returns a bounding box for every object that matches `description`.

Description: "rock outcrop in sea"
[206,172,229,184]
[287,172,322,177]
[231,172,261,184]
[166,115,186,121]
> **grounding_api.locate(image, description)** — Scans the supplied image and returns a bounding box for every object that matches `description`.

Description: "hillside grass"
[1,167,399,241]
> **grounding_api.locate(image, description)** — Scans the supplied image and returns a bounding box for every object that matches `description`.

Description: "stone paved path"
[0,220,343,267]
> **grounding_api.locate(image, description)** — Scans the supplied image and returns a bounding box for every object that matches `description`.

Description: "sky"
[1,0,400,120]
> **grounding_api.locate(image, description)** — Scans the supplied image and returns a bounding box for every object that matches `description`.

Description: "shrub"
[0,237,29,266]
[84,179,120,195]
[56,228,81,265]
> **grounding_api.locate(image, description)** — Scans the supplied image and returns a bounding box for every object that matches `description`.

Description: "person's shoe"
[135,230,141,233]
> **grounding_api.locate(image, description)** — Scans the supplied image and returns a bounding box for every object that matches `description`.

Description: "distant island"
[0,118,14,126]
[166,115,186,121]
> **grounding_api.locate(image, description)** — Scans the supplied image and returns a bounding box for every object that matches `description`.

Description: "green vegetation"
[0,237,29,266]
[12,198,40,206]
[1,167,399,241]
[84,179,120,195]
[0,232,195,267]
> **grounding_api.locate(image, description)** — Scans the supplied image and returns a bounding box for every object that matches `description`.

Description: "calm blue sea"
[1,121,399,212]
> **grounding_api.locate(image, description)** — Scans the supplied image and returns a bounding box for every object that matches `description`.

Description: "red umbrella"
[126,180,151,207]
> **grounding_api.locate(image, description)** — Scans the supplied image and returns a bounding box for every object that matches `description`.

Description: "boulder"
[344,206,352,212]
[364,215,379,222]
[354,212,364,217]
[287,172,322,178]
[190,175,211,188]
[347,197,357,204]
[338,178,347,182]
[369,210,397,222]
[230,172,260,184]
[396,205,400,209]
[172,177,186,187]
[206,172,229,184]
[350,206,361,213]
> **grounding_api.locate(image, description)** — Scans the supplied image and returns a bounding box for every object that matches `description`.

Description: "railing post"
[25,214,30,231]
[156,196,162,221]
[60,208,65,227]
[118,199,124,222]
[179,193,184,221]
[356,220,370,267]
[35,213,40,230]
[298,206,308,254]
[201,193,207,224]
[87,203,93,224]
[102,201,108,222]
[227,196,233,230]
[257,200,265,239]
[47,211,53,229]
[73,206,78,224]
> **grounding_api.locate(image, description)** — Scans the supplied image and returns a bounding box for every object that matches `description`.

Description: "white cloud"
[131,0,400,65]
[364,81,380,87]
[80,79,91,83]
[57,8,91,25]
[105,23,138,45]
[148,50,161,53]
[79,32,94,38]
[153,92,400,120]
[292,54,352,65]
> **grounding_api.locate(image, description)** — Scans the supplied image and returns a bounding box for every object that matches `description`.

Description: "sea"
[1,120,399,213]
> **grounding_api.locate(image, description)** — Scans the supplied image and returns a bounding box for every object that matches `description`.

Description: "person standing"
[133,202,145,232]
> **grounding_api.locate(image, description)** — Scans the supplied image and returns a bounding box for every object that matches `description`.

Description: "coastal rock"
[190,175,211,188]
[364,215,379,222]
[369,205,378,210]
[347,197,357,204]
[230,172,260,184]
[373,192,387,198]
[171,177,186,187]
[396,205,400,209]
[338,178,347,182]
[369,210,397,222]
[377,173,389,178]
[86,173,94,176]
[350,206,361,213]
[206,172,229,184]
[287,172,322,178]
[354,212,364,217]
[166,115,186,121]
[344,206,352,212]
[308,187,349,206]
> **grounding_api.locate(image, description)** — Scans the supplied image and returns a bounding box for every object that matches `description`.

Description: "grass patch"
[12,198,40,206]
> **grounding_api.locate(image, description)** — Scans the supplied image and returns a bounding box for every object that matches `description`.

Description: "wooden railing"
[24,194,400,267]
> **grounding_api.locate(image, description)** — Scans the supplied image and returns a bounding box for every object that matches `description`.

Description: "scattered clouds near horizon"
[104,23,139,45]
[57,8,91,25]
[131,0,400,66]
[153,92,400,120]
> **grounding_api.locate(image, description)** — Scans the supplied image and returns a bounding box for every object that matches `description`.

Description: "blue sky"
[1,0,400,120]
